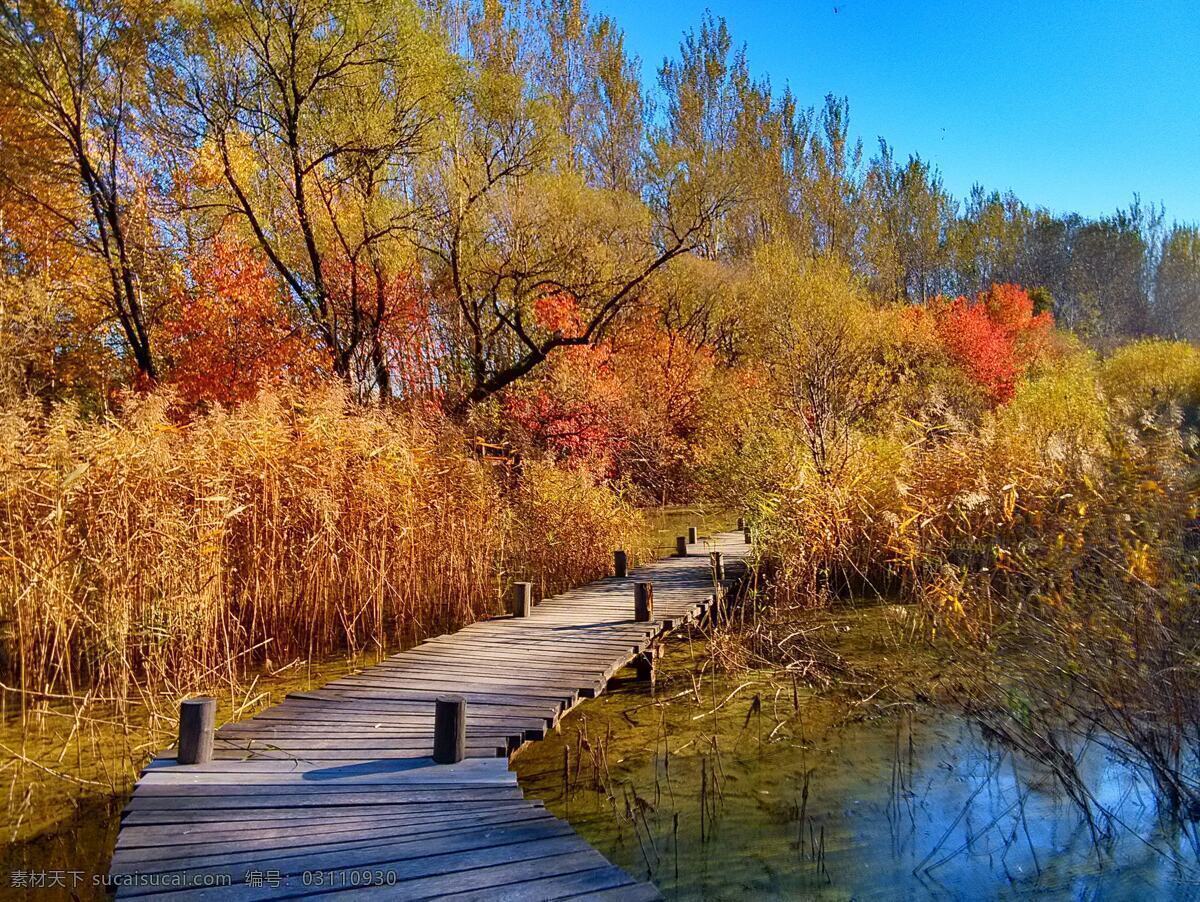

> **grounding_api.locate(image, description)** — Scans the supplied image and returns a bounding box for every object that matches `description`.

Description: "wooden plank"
[368,654,612,682]
[429,862,648,901]
[113,808,559,866]
[115,822,584,891]
[280,691,559,715]
[120,800,538,827]
[343,849,615,899]
[116,809,532,847]
[313,682,577,707]
[343,665,604,694]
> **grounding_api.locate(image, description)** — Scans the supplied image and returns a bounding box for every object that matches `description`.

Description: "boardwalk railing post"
[675,536,687,556]
[512,581,532,617]
[743,525,752,544]
[634,581,654,622]
[737,516,746,531]
[434,695,466,764]
[613,549,628,578]
[688,526,698,544]
[635,648,656,688]
[178,697,215,765]
[710,550,724,582]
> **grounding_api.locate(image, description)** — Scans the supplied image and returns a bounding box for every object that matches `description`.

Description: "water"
[513,636,1200,900]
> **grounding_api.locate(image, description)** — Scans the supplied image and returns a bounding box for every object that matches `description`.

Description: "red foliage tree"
[925,284,1053,404]
[532,291,585,336]
[504,306,717,495]
[320,257,441,401]
[506,343,627,471]
[165,239,320,406]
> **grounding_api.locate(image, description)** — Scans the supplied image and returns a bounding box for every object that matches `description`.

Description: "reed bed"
[0,385,647,716]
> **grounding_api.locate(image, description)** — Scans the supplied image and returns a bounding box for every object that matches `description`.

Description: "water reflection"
[515,674,1200,899]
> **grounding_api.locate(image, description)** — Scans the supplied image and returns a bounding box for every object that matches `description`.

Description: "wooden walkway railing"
[107,530,751,899]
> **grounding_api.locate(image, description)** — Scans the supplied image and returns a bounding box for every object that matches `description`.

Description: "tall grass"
[0,385,647,716]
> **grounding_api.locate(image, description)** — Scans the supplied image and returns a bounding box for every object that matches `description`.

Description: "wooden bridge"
[107,529,750,899]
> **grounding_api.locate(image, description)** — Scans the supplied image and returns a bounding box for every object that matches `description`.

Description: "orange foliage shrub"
[533,290,585,336]
[504,310,717,497]
[506,343,627,471]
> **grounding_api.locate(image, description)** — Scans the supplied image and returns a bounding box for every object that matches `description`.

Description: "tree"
[418,0,732,410]
[164,238,319,405]
[0,0,166,380]
[1153,224,1200,341]
[526,0,644,190]
[861,141,954,302]
[170,0,445,399]
[1066,209,1152,345]
[805,94,861,262]
[948,186,1030,297]
[924,284,1053,404]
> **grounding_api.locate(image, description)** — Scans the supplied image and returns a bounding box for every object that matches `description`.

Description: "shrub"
[1100,338,1200,413]
[507,461,650,599]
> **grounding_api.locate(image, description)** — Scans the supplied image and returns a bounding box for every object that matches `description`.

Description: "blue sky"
[593,0,1200,223]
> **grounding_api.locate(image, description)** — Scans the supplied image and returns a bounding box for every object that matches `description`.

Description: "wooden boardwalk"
[108,531,749,899]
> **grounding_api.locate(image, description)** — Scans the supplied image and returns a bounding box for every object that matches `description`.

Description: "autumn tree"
[163,238,319,405]
[747,246,900,480]
[924,283,1053,404]
[526,0,644,190]
[168,0,447,400]
[419,0,733,411]
[0,0,167,380]
[861,141,954,302]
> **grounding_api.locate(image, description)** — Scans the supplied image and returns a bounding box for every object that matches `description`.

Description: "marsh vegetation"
[516,603,1200,898]
[3,0,1200,892]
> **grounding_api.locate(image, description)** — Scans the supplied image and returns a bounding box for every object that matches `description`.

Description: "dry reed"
[0,384,648,716]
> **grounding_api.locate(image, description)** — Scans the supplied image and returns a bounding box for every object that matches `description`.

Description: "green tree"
[1153,224,1200,340]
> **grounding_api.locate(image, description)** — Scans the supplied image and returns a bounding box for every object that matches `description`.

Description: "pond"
[512,626,1200,900]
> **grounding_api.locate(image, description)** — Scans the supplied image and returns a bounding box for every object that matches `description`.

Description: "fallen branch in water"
[0,742,110,788]
[692,681,756,721]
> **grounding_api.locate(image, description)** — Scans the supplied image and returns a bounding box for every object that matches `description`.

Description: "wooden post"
[635,650,656,687]
[743,526,752,544]
[710,550,724,581]
[675,535,687,556]
[737,516,745,531]
[433,695,466,764]
[613,549,628,578]
[178,698,215,765]
[511,581,532,617]
[634,581,654,622]
[688,525,698,544]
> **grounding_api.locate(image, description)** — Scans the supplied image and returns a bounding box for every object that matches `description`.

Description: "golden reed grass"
[0,384,648,716]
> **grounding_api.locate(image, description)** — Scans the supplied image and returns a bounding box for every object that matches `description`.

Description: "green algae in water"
[514,638,1200,900]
